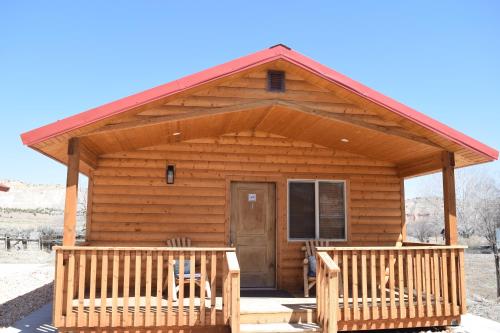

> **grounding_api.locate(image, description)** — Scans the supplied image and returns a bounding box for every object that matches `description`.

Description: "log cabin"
[21,44,498,333]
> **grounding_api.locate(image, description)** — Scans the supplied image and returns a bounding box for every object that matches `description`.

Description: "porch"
[53,244,467,332]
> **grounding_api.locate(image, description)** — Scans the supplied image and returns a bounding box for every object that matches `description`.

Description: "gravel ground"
[0,250,54,327]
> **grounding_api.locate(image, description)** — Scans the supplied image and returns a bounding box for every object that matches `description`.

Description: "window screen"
[288,180,346,240]
[288,182,315,239]
[318,181,345,239]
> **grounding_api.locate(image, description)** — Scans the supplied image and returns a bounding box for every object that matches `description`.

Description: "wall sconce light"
[166,164,175,184]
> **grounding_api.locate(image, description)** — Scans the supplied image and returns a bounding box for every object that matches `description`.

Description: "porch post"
[442,151,457,245]
[63,138,80,246]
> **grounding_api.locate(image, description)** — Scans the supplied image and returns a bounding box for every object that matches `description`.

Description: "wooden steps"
[241,307,316,324]
[240,296,319,332]
[240,323,321,333]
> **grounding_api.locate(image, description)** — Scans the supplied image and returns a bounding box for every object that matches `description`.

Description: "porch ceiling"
[37,101,445,176]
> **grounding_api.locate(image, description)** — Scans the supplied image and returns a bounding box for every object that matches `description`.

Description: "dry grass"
[465,253,500,322]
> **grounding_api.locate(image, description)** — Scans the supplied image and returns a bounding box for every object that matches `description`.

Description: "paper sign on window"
[248,193,257,202]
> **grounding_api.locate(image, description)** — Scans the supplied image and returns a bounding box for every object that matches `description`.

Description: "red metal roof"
[20,44,498,161]
[0,184,9,192]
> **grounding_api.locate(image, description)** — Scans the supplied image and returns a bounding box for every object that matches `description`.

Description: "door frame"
[225,175,283,289]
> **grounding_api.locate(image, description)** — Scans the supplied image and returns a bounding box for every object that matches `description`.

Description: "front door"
[230,182,276,288]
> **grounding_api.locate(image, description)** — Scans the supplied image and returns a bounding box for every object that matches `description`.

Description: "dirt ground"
[464,253,500,322]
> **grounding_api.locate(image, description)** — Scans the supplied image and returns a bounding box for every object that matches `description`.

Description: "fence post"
[6,235,11,251]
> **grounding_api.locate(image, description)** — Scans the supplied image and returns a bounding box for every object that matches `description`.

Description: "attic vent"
[267,71,285,92]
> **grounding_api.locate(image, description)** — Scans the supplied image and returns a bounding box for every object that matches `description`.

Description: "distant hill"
[0,180,87,235]
[0,180,87,211]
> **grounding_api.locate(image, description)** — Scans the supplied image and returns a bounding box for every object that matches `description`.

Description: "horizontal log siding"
[90,133,403,291]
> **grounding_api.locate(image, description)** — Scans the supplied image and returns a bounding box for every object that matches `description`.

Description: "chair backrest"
[166,237,192,247]
[303,240,332,258]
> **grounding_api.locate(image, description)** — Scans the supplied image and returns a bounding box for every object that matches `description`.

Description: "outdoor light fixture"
[341,138,349,143]
[166,164,175,184]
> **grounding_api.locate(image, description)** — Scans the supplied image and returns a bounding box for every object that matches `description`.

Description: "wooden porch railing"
[315,245,467,331]
[316,251,340,333]
[53,246,239,330]
[224,251,240,333]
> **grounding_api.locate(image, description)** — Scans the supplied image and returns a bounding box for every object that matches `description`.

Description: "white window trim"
[287,179,347,242]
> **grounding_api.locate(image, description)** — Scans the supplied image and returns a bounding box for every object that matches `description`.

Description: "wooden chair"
[164,237,211,301]
[302,240,333,297]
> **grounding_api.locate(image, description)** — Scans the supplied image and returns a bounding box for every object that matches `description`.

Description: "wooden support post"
[63,138,80,246]
[442,152,457,245]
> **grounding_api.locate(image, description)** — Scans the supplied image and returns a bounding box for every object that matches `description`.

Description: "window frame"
[287,179,348,242]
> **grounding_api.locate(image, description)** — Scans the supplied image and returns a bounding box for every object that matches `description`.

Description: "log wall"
[89,132,404,291]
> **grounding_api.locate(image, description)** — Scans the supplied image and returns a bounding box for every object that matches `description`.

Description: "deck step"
[240,323,322,333]
[240,297,316,324]
[241,308,316,324]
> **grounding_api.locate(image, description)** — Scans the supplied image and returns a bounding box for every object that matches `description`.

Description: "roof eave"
[20,45,499,163]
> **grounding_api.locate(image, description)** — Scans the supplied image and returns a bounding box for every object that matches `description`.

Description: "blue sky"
[1,1,499,193]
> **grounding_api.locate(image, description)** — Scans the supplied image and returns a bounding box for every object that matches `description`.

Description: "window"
[288,180,347,240]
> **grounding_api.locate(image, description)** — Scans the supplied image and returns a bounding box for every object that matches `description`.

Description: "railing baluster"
[361,250,369,320]
[111,250,119,327]
[441,249,449,316]
[406,250,415,318]
[66,250,75,327]
[156,251,164,326]
[433,251,441,317]
[89,250,97,327]
[424,250,432,317]
[317,256,323,323]
[379,251,387,319]
[370,250,378,320]
[342,251,349,321]
[200,251,207,325]
[77,250,86,327]
[178,251,185,326]
[210,251,217,325]
[222,253,228,325]
[133,251,141,327]
[451,249,458,315]
[123,250,130,327]
[397,250,405,319]
[352,250,359,320]
[388,250,396,319]
[415,250,423,317]
[167,251,174,326]
[189,251,196,326]
[145,250,152,326]
[100,250,108,327]
[458,249,467,314]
